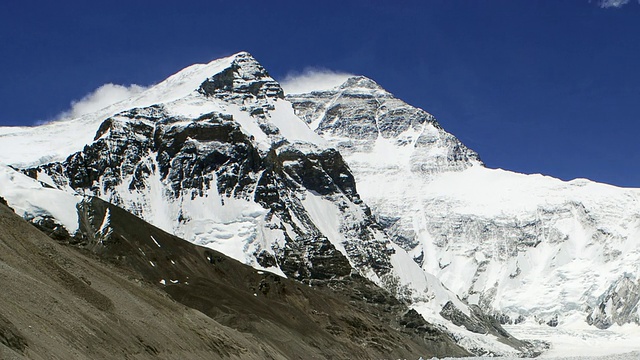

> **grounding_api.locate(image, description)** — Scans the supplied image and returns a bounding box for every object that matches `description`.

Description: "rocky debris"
[19,195,470,359]
[0,202,268,359]
[440,301,543,357]
[28,215,76,243]
[0,313,28,355]
[441,301,509,337]
[0,196,13,212]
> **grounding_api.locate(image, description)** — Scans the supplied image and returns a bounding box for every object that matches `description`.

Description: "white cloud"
[56,83,146,120]
[599,0,631,8]
[279,69,354,95]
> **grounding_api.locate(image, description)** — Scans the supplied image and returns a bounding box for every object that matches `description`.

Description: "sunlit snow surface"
[0,56,484,349]
[286,76,640,356]
[0,53,291,275]
[504,324,640,358]
[439,353,640,360]
[0,164,81,233]
[436,324,640,359]
[356,162,640,326]
[0,55,235,167]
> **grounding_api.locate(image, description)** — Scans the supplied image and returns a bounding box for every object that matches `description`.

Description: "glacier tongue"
[288,76,640,330]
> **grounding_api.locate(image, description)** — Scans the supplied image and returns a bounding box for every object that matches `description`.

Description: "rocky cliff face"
[287,76,483,254]
[28,54,399,287]
[288,76,640,330]
[289,76,481,174]
[588,275,640,329]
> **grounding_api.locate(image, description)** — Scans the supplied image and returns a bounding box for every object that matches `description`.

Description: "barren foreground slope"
[0,198,468,359]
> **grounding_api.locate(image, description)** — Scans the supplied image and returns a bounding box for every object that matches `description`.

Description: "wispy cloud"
[598,0,632,8]
[54,83,146,121]
[279,68,354,95]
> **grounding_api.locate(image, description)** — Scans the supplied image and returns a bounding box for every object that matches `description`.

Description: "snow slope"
[287,76,640,334]
[0,164,81,233]
[0,54,236,168]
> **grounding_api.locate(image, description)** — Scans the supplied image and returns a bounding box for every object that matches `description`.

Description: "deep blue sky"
[1,1,639,187]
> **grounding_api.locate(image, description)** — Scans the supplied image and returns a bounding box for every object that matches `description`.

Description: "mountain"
[0,170,470,359]
[0,52,562,356]
[287,74,640,330]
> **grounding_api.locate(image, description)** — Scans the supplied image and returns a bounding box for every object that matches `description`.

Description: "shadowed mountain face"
[0,198,470,359]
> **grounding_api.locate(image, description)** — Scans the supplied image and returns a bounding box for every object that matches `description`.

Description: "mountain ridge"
[287,72,640,330]
[3,51,633,355]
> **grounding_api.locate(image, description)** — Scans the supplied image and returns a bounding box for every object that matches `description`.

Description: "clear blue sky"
[1,1,639,186]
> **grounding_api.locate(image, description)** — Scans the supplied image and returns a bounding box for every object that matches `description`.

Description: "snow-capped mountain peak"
[0,51,315,167]
[198,51,284,100]
[287,75,482,175]
[1,53,558,356]
[337,75,385,91]
[124,51,278,107]
[289,69,640,336]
